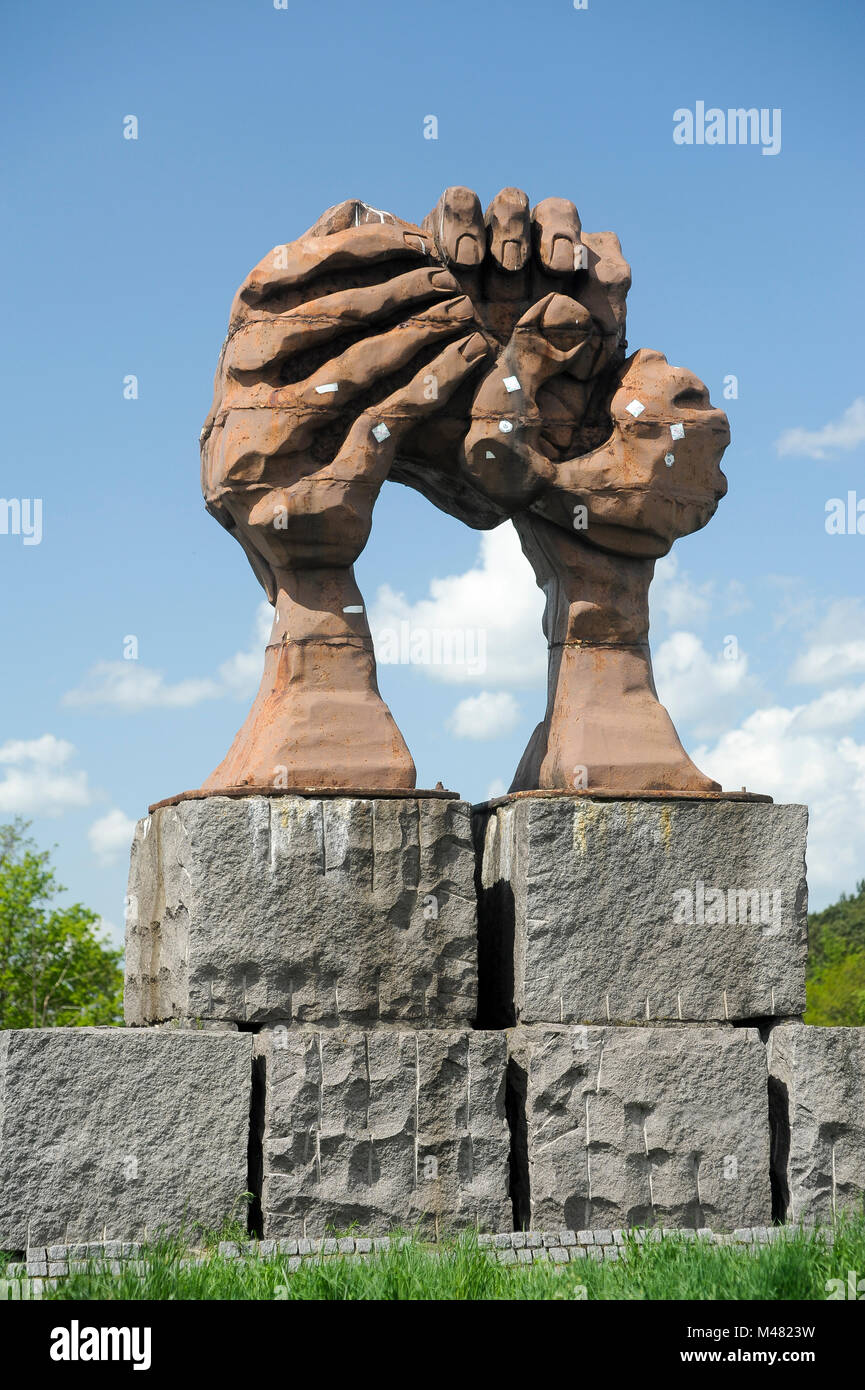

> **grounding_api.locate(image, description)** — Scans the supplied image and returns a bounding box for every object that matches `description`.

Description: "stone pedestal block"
[475,795,807,1025]
[768,1022,865,1225]
[256,1028,511,1236]
[125,794,477,1028]
[509,1024,772,1231]
[0,1028,252,1247]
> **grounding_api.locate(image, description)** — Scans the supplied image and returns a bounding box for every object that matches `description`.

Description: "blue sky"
[1,0,864,938]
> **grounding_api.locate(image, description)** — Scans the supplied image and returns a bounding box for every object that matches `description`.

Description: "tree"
[0,818,123,1028]
[805,879,865,1027]
[805,947,865,1027]
[807,879,865,967]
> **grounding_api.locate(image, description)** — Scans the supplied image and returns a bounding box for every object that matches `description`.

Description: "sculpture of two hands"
[199,187,730,795]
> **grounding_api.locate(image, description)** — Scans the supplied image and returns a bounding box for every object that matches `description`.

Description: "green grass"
[4,1218,865,1300]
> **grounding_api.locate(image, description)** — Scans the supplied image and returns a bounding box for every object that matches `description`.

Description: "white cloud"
[650,555,751,633]
[792,641,865,685]
[0,734,92,816]
[693,706,865,903]
[64,663,221,711]
[369,523,545,686]
[792,683,865,730]
[775,396,865,460]
[486,777,508,800]
[63,602,271,711]
[788,599,865,684]
[447,691,521,739]
[215,602,271,696]
[651,553,713,628]
[95,917,124,949]
[88,808,137,865]
[653,631,759,738]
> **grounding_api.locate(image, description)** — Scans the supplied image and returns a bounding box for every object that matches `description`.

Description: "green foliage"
[17,1218,865,1302]
[805,947,865,1027]
[0,818,123,1029]
[808,878,865,968]
[805,879,865,1027]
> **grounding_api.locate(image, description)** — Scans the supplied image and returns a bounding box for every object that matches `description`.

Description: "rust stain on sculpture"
[196,188,732,797]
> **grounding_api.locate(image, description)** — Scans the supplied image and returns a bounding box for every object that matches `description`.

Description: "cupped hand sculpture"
[200,212,489,790]
[199,187,729,796]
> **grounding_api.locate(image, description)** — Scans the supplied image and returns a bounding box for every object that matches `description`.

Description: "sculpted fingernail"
[501,240,526,272]
[541,295,591,333]
[454,233,483,266]
[445,295,475,320]
[430,268,460,290]
[549,235,575,272]
[404,233,428,253]
[459,332,488,362]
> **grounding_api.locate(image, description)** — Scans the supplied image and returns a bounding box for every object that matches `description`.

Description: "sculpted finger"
[579,231,631,340]
[513,292,597,357]
[200,346,228,452]
[299,296,476,404]
[225,266,461,376]
[212,318,486,493]
[532,197,583,274]
[535,377,587,455]
[206,399,408,496]
[218,296,476,418]
[344,332,489,469]
[422,186,486,267]
[485,187,531,272]
[306,199,412,237]
[501,294,604,402]
[535,349,730,551]
[205,408,309,493]
[234,222,432,320]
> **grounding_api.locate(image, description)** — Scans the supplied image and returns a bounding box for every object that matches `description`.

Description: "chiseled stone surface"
[257,1028,511,1237]
[125,794,477,1027]
[509,1024,772,1232]
[475,796,807,1025]
[768,1022,865,1224]
[0,1028,252,1246]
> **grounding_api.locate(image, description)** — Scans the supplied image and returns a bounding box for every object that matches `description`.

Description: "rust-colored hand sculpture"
[506,349,730,792]
[411,187,729,792]
[199,187,729,796]
[200,211,488,790]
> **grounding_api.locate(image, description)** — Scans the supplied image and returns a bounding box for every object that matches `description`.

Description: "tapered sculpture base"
[511,516,719,794]
[202,639,416,793]
[202,565,415,794]
[511,644,719,794]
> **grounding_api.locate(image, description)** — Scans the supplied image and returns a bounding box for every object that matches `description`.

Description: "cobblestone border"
[2,1223,835,1289]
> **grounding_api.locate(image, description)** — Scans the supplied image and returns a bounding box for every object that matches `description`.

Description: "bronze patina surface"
[198,189,730,796]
